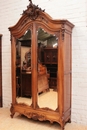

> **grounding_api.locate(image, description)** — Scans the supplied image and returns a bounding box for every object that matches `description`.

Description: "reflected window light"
[24,30,28,35]
[53,43,57,48]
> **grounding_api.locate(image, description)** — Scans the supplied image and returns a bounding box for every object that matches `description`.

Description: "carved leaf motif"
[22,0,45,20]
[24,111,46,121]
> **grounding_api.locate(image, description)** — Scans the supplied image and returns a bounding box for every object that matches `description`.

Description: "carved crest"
[22,0,45,20]
[24,111,46,121]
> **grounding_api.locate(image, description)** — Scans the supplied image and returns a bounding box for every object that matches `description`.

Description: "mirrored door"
[37,28,58,110]
[16,29,32,106]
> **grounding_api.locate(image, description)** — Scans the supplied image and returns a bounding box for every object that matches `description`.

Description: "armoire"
[9,0,74,129]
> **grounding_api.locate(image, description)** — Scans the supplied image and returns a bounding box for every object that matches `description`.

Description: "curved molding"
[8,0,74,38]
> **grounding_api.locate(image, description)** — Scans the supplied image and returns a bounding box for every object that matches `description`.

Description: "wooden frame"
[0,34,2,107]
[9,0,74,129]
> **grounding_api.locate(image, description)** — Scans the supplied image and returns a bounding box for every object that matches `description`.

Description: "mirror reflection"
[16,29,32,106]
[15,28,58,110]
[37,28,58,110]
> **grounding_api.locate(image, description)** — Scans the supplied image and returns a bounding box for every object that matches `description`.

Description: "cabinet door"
[51,49,57,63]
[44,50,51,63]
[44,48,57,64]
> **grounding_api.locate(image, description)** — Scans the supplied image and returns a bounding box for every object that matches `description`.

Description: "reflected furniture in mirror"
[9,0,74,129]
[0,34,2,107]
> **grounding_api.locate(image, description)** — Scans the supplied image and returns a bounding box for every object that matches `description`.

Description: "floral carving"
[24,111,46,121]
[22,0,45,20]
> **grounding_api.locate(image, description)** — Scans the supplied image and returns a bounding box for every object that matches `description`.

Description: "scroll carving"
[24,111,46,121]
[22,0,45,20]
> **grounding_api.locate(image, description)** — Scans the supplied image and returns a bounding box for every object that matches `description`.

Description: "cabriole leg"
[10,103,15,118]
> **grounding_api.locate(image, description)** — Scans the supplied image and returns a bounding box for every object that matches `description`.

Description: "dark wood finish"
[21,72,31,97]
[9,1,74,130]
[0,34,2,107]
[43,48,58,89]
[43,48,57,64]
[21,64,49,97]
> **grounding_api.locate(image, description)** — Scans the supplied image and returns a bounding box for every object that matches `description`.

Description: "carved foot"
[61,126,64,130]
[10,113,15,118]
[68,118,71,123]
[10,103,15,118]
[61,120,65,130]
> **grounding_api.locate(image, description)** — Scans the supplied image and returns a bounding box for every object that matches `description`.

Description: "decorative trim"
[24,111,46,121]
[21,18,30,26]
[61,29,65,41]
[41,107,55,111]
[39,16,48,24]
[22,0,45,20]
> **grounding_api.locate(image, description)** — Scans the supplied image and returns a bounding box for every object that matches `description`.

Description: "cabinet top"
[8,0,74,38]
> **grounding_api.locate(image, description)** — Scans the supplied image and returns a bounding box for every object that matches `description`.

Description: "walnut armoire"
[9,0,74,129]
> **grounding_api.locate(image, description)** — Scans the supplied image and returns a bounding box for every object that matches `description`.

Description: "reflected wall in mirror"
[37,28,58,110]
[16,29,32,106]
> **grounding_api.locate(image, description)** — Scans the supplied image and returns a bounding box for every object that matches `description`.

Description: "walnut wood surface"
[9,1,74,130]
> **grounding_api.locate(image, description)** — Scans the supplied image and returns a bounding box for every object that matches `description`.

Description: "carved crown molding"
[22,0,45,20]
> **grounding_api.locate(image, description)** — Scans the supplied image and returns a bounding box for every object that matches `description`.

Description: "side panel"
[64,32,72,113]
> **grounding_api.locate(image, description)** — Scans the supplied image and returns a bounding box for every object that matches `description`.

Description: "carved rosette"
[22,0,45,20]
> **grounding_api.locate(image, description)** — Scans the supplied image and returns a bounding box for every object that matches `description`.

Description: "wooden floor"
[0,108,87,130]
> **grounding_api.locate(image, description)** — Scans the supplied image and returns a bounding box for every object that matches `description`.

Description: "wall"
[0,0,87,125]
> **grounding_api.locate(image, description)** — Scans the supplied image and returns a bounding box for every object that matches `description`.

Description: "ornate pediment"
[22,0,45,20]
